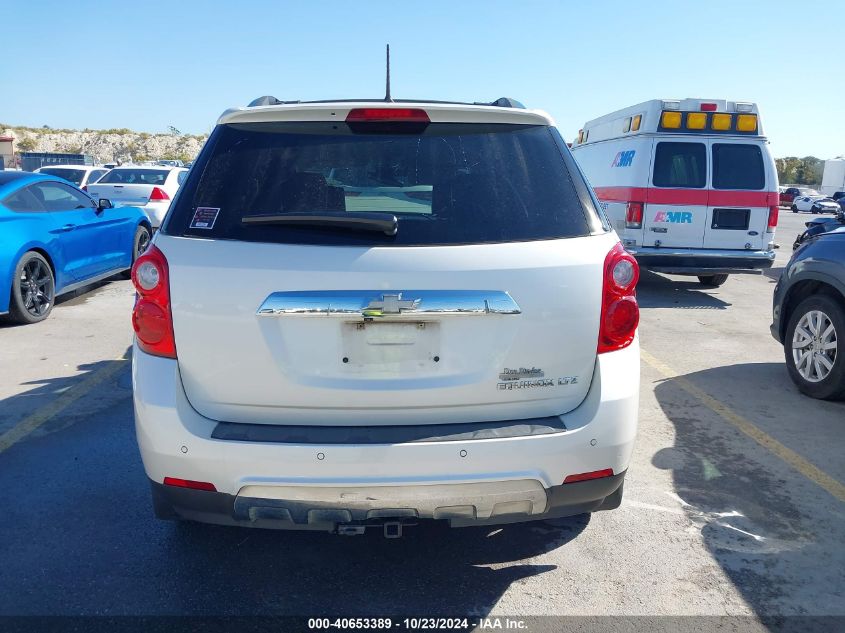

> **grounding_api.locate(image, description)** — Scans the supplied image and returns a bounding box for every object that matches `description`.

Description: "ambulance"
[571,99,778,287]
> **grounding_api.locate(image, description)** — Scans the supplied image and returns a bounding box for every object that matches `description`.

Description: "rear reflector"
[163,477,217,492]
[346,108,430,123]
[149,186,170,201]
[564,469,614,484]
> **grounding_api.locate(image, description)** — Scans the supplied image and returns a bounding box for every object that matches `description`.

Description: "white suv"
[131,98,640,535]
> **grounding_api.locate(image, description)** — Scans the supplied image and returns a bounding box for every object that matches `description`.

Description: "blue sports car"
[0,171,151,324]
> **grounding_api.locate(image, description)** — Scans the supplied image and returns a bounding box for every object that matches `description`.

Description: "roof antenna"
[384,44,393,102]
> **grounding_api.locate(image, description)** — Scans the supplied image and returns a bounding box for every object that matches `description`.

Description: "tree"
[16,137,37,152]
[776,156,823,186]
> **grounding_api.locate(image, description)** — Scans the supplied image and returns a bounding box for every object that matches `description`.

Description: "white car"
[791,195,841,214]
[131,97,641,535]
[87,166,188,228]
[34,164,110,188]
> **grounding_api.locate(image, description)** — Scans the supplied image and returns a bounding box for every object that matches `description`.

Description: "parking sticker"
[190,207,220,229]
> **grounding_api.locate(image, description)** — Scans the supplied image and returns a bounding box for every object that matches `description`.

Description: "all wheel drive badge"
[497,367,578,390]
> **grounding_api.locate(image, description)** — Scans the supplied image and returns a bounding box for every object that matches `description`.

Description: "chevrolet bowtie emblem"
[362,293,420,316]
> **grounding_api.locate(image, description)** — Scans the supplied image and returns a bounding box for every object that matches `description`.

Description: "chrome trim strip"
[627,246,776,261]
[256,290,521,318]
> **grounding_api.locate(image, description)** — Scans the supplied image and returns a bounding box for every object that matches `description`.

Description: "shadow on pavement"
[153,516,586,615]
[0,275,124,329]
[651,362,845,616]
[0,351,131,435]
[763,266,784,283]
[637,271,732,310]
[0,347,587,616]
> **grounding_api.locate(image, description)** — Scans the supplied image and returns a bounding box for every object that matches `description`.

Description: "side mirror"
[98,198,113,211]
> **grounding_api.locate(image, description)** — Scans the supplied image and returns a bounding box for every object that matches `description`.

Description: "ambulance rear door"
[643,139,708,248]
[703,139,773,250]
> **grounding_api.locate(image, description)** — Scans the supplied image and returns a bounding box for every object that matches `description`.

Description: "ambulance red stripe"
[593,186,778,207]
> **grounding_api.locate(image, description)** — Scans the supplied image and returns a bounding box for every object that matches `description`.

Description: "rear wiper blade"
[241,211,397,236]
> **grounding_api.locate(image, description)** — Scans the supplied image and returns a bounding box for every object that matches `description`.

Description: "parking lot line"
[0,352,129,455]
[641,348,845,504]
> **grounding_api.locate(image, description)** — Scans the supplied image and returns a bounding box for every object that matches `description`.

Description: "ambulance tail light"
[767,205,779,233]
[625,201,644,229]
[700,103,718,111]
[661,100,681,110]
[735,102,754,113]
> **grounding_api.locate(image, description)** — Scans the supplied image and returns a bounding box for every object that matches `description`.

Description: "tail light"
[598,242,640,354]
[345,108,430,134]
[149,186,170,202]
[131,245,176,358]
[625,201,644,229]
[345,108,430,123]
[767,205,779,233]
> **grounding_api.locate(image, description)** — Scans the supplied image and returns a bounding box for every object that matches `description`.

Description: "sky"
[3,0,843,158]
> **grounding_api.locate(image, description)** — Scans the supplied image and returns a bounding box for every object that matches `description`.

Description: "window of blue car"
[30,181,94,212]
[2,186,45,213]
[97,169,168,185]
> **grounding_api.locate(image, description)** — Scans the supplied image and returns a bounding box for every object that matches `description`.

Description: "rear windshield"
[164,122,593,246]
[38,168,85,185]
[713,143,765,190]
[97,169,168,185]
[652,142,706,188]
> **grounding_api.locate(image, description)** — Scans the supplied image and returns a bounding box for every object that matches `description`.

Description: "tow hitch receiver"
[336,520,413,537]
[383,522,402,538]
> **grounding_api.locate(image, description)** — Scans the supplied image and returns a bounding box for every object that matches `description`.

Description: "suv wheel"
[698,274,729,287]
[784,295,845,400]
[8,251,55,324]
[791,204,798,213]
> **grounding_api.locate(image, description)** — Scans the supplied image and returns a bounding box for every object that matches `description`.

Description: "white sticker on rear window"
[190,207,220,229]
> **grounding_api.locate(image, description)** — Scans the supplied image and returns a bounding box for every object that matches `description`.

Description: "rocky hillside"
[1,124,207,165]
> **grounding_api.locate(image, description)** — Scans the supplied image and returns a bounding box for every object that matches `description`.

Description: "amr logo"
[654,211,693,223]
[611,150,636,167]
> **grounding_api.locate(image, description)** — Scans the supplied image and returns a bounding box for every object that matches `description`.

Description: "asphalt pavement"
[0,211,842,624]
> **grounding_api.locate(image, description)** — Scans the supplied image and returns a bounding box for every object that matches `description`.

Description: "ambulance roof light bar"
[735,102,754,113]
[662,100,681,111]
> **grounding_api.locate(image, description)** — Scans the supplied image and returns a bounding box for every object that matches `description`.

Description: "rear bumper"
[150,471,626,530]
[132,339,639,530]
[627,246,776,275]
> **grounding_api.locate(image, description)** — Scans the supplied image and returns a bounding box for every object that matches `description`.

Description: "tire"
[784,295,845,400]
[792,205,798,213]
[122,224,151,279]
[697,274,729,287]
[8,251,55,324]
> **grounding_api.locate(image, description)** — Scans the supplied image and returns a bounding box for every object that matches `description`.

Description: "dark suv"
[772,226,845,399]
